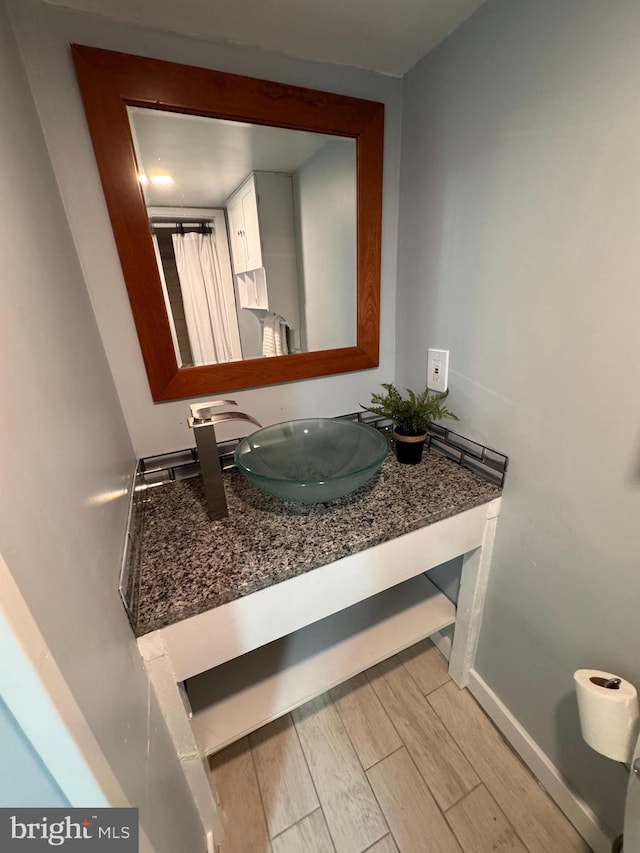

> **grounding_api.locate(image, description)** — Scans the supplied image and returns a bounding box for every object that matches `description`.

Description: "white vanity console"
[141,498,499,755]
[129,432,505,849]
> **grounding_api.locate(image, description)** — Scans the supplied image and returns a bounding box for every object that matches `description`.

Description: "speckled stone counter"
[132,447,501,637]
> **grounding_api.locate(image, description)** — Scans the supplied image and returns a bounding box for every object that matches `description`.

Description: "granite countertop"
[132,445,501,637]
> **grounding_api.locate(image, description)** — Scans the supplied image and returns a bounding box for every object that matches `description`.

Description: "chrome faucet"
[188,400,261,520]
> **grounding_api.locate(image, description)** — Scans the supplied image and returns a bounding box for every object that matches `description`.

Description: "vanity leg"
[448,499,500,687]
[138,632,224,851]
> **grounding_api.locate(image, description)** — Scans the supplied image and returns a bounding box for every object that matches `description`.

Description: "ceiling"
[129,107,352,207]
[42,0,487,76]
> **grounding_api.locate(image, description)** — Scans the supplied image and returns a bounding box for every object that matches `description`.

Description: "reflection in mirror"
[71,45,383,401]
[128,108,357,367]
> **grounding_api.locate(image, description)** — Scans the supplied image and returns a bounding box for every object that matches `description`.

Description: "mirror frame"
[71,44,384,402]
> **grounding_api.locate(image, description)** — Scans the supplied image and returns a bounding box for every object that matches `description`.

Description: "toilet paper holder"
[593,676,622,689]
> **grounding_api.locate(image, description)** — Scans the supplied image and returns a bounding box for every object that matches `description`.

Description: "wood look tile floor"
[208,640,591,853]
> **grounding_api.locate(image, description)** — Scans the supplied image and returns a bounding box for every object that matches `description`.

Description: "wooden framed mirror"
[71,45,384,402]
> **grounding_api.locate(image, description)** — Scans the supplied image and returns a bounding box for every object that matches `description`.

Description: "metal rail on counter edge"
[135,412,508,490]
[119,413,509,629]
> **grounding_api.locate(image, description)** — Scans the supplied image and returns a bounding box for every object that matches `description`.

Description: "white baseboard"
[468,670,613,853]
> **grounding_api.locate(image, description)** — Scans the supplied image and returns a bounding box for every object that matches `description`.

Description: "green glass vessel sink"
[234,418,388,504]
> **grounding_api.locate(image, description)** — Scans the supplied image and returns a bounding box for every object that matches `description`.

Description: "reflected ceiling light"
[150,174,174,185]
[85,486,129,507]
[137,172,149,185]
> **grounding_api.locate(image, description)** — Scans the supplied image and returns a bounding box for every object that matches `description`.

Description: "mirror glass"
[71,45,383,401]
[128,107,357,367]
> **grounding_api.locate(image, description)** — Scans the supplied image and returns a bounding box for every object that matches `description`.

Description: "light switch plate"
[427,348,449,392]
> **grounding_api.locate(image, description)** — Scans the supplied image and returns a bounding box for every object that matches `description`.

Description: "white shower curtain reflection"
[172,230,238,365]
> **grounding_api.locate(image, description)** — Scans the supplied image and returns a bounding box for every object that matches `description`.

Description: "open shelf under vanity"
[185,572,455,755]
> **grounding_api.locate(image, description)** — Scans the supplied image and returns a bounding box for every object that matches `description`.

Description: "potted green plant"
[362,384,458,464]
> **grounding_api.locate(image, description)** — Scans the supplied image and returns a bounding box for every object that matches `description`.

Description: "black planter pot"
[393,431,427,465]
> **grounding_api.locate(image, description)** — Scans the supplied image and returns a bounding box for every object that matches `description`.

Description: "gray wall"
[397,0,640,834]
[0,3,203,848]
[8,0,402,457]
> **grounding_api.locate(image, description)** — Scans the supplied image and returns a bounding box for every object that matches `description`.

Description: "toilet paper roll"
[574,669,639,763]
